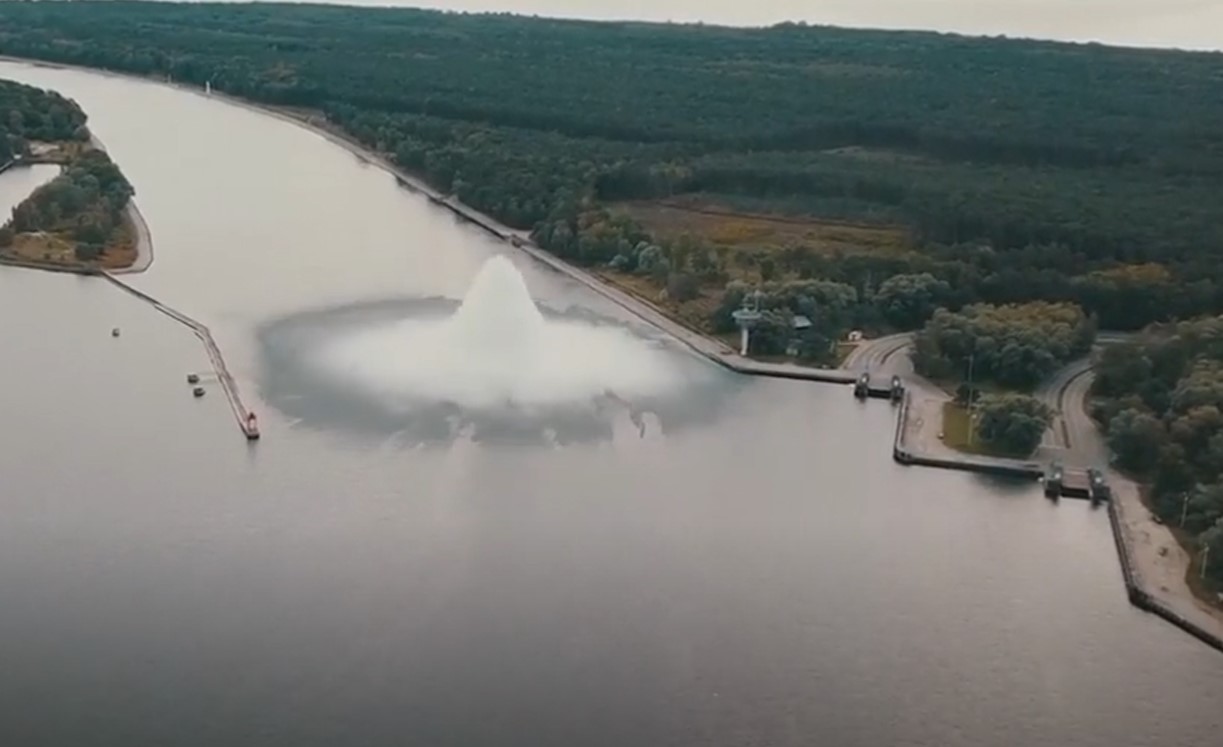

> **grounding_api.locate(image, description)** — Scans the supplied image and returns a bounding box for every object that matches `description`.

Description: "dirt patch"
[5,231,75,263]
[24,139,88,164]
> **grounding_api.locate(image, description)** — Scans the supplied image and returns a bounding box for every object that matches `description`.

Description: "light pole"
[1203,542,1211,581]
[1181,492,1191,528]
[966,351,977,446]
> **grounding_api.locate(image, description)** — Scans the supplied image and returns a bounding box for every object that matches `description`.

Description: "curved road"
[1037,358,1113,466]
[1056,363,1223,643]
[1036,335,1133,461]
[849,333,1127,459]
[842,332,913,375]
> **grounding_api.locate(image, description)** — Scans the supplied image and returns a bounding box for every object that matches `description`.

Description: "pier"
[99,272,260,440]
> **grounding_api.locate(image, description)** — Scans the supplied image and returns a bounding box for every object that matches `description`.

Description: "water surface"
[0,61,1220,747]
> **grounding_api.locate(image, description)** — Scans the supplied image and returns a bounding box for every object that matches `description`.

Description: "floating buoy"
[186,373,201,384]
[111,327,120,337]
[192,386,206,398]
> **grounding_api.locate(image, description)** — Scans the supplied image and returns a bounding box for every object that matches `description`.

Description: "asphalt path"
[841,332,913,375]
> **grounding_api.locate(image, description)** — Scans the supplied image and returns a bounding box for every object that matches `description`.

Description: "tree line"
[6,149,134,259]
[0,78,86,162]
[1094,318,1223,585]
[913,302,1096,390]
[0,77,133,260]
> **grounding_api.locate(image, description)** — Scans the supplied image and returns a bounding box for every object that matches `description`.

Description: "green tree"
[974,394,1053,457]
[1106,409,1168,472]
[913,302,1094,389]
[875,272,952,329]
[1203,522,1223,583]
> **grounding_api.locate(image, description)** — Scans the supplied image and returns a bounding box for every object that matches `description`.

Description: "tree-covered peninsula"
[0,77,84,161]
[1,0,1222,347]
[0,78,136,268]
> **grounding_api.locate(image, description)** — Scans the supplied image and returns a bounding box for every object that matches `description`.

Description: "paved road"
[1058,364,1223,642]
[1035,335,1134,461]
[1035,357,1091,453]
[842,332,913,375]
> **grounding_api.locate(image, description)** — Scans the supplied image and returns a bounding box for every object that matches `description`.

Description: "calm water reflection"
[0,61,1220,746]
[0,162,57,215]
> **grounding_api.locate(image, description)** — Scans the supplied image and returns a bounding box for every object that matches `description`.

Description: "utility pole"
[966,351,977,446]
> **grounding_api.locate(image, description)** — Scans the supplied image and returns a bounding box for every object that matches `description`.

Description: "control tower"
[730,291,763,356]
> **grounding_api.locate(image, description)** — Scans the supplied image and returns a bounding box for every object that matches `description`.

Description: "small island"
[0,78,137,271]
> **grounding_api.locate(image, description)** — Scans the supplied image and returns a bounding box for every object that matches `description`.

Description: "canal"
[0,61,1219,746]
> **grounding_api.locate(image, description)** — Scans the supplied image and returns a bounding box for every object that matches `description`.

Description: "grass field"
[617,198,909,254]
[593,268,721,332]
[6,231,75,263]
[942,402,999,457]
[2,211,136,269]
[596,199,906,364]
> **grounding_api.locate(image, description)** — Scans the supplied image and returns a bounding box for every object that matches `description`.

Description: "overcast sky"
[200,0,1223,51]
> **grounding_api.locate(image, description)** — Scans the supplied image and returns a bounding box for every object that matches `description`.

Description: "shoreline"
[88,132,154,274]
[893,368,1223,651]
[2,54,1220,652]
[0,187,152,275]
[0,130,153,275]
[194,81,862,383]
[0,54,858,382]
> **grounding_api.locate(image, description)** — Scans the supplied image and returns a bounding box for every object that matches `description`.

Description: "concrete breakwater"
[0,255,258,439]
[1107,495,1223,653]
[99,273,259,439]
[892,391,1223,653]
[891,391,1043,478]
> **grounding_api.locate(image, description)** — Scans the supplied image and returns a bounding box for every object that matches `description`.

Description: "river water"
[193,0,1223,50]
[0,62,1220,746]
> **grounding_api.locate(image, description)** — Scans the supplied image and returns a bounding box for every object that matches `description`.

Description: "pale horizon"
[185,0,1223,51]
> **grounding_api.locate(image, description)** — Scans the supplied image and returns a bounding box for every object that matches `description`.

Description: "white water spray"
[314,256,685,410]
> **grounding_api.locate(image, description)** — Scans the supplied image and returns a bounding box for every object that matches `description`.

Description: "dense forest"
[0,77,86,162]
[7,149,134,259]
[0,1,1222,332]
[0,76,133,262]
[913,302,1096,390]
[1094,318,1223,584]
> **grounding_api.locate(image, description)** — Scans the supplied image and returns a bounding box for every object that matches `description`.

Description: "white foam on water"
[313,256,686,410]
